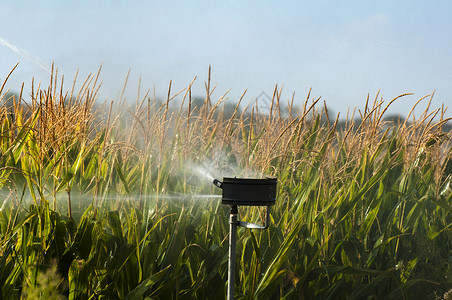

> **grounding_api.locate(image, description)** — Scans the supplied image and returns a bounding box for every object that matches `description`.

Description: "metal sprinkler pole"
[227,205,238,300]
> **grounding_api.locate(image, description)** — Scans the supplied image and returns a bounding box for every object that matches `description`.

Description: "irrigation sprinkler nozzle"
[213,178,223,189]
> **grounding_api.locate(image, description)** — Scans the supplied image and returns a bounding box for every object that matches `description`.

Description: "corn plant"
[0,65,450,299]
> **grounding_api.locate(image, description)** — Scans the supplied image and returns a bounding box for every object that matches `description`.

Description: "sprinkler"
[213,176,277,300]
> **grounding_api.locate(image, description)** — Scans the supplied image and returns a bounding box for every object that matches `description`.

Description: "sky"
[1,1,451,119]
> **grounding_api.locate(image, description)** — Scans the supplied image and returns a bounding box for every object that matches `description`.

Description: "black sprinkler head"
[213,176,277,206]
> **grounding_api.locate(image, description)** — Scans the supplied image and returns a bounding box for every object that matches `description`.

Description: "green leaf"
[68,259,89,300]
[107,210,125,244]
[254,218,303,297]
[124,265,171,300]
[55,172,75,193]
[115,161,131,195]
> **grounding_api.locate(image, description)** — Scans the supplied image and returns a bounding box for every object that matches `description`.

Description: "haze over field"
[1,1,452,118]
[0,3,452,298]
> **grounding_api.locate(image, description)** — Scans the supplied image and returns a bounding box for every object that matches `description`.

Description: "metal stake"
[227,205,238,300]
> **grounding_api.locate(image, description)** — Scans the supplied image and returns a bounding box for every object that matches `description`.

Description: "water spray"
[213,176,277,300]
[0,36,51,74]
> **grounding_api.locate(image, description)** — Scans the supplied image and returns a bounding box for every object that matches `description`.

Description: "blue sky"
[1,1,451,118]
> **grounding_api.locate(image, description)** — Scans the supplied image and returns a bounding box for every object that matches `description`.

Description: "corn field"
[0,64,451,299]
